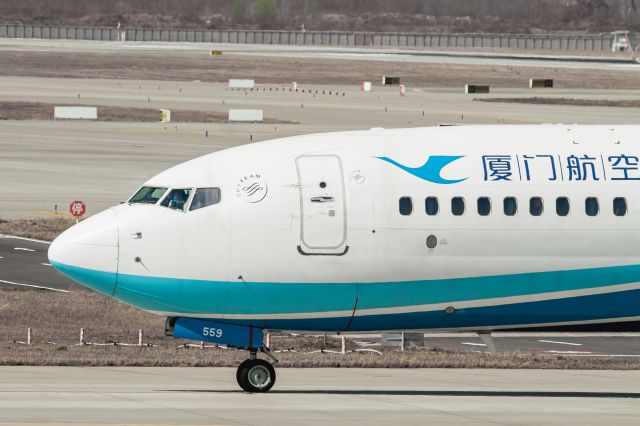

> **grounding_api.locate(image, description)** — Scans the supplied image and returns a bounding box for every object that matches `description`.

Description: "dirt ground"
[1,289,637,369]
[0,101,294,123]
[0,50,638,89]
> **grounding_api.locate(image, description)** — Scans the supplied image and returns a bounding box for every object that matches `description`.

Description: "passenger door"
[296,155,348,255]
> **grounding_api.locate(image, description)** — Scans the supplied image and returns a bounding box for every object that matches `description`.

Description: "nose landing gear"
[237,357,276,392]
[168,317,279,392]
[236,345,279,393]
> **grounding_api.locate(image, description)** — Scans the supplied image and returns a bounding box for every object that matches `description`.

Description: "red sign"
[69,200,86,218]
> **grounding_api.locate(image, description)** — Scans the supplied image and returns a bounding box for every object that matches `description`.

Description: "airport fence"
[0,23,620,52]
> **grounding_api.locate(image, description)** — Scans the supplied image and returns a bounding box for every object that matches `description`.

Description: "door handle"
[310,196,334,203]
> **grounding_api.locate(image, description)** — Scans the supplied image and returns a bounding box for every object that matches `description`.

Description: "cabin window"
[529,197,544,216]
[477,197,491,216]
[160,188,192,211]
[503,197,517,216]
[451,197,465,216]
[425,197,439,215]
[585,197,599,216]
[613,197,627,217]
[556,197,570,216]
[399,197,413,216]
[129,186,167,204]
[190,187,221,211]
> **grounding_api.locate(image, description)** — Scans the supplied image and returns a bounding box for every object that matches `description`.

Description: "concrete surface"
[2,76,640,217]
[0,367,638,425]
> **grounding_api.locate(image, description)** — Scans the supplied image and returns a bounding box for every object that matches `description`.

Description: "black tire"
[236,359,253,387]
[236,358,276,393]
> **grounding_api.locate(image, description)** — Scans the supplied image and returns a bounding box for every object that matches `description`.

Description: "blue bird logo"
[376,155,467,184]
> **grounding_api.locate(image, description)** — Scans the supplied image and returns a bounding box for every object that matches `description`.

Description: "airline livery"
[49,125,640,392]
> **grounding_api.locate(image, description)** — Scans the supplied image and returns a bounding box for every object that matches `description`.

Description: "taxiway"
[0,367,638,425]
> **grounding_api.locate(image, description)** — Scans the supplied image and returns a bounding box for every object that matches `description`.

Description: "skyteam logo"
[376,155,467,184]
[236,174,268,203]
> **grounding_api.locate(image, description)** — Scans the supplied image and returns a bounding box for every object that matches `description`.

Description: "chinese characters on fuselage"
[482,154,640,182]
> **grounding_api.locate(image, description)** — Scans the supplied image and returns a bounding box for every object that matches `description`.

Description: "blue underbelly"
[52,261,640,331]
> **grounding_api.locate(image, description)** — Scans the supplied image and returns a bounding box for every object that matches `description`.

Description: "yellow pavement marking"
[32,210,73,218]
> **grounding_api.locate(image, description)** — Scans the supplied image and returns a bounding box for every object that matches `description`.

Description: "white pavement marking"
[14,247,35,252]
[461,342,486,346]
[41,263,51,266]
[540,350,593,354]
[0,279,68,293]
[538,339,583,346]
[564,354,640,357]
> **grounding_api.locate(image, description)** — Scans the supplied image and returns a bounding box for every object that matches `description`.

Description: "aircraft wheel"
[236,358,276,393]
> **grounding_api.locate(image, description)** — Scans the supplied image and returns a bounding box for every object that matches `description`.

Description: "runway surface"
[1,38,638,71]
[0,235,76,291]
[1,76,640,217]
[0,367,638,425]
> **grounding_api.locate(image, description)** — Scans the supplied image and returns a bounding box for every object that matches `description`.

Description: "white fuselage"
[49,125,640,331]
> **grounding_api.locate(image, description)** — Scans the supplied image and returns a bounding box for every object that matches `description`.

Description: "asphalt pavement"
[0,235,76,292]
[346,332,640,360]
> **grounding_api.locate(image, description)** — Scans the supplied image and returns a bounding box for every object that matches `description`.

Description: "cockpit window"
[160,188,192,211]
[190,187,221,211]
[129,186,167,204]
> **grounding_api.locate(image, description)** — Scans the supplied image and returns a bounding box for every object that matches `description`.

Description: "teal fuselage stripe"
[51,261,640,317]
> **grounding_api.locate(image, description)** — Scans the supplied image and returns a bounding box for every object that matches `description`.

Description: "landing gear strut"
[236,346,278,393]
[167,317,278,392]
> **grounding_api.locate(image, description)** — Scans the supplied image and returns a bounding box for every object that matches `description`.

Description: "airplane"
[48,124,640,392]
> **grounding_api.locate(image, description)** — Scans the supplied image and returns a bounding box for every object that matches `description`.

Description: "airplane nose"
[48,208,119,296]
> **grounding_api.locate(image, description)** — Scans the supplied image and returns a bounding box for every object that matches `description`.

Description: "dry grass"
[0,217,74,241]
[0,101,295,124]
[1,290,638,369]
[476,97,640,108]
[4,343,639,369]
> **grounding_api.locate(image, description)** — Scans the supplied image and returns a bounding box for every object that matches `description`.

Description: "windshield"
[190,187,221,211]
[160,188,192,211]
[129,186,167,204]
